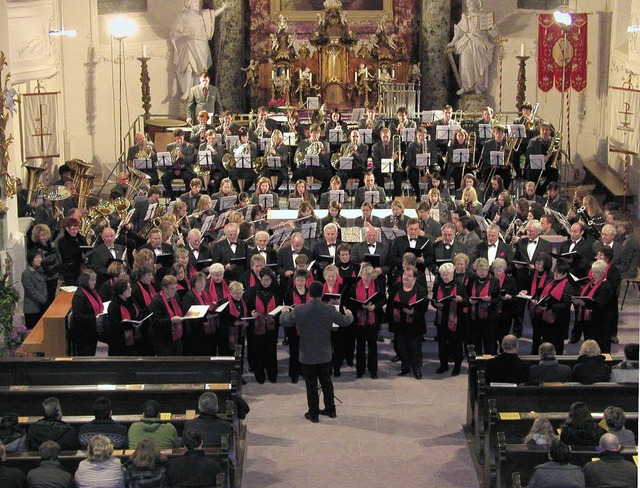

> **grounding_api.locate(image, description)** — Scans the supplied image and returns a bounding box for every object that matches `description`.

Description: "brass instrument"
[465,131,477,175]
[44,185,72,201]
[391,134,402,171]
[222,152,236,169]
[331,142,357,169]
[23,164,47,206]
[294,140,324,168]
[134,143,154,160]
[67,158,95,211]
[504,216,521,243]
[140,203,167,238]
[534,132,561,191]
[113,197,131,219]
[223,141,251,170]
[79,201,115,245]
[253,156,267,174]
[254,119,268,140]
[503,135,517,168]
[125,167,150,201]
[364,114,375,130]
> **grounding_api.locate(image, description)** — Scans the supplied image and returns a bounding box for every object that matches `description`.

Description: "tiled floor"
[240,288,640,487]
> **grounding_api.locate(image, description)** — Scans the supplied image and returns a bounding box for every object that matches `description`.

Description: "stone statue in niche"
[170,0,227,99]
[242,60,259,87]
[446,0,498,95]
[408,63,421,84]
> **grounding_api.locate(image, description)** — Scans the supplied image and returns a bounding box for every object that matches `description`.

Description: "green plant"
[0,272,23,357]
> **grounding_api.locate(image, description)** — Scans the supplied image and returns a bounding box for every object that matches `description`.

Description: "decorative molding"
[270,0,391,21]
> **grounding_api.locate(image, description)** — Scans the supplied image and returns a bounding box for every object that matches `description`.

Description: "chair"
[620,268,640,310]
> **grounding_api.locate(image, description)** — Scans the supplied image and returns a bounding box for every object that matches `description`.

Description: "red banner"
[538,13,588,92]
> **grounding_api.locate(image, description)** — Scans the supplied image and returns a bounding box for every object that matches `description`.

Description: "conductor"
[281,281,353,423]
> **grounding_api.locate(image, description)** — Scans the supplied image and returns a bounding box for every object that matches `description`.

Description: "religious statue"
[323,0,342,8]
[241,60,259,87]
[277,14,288,33]
[408,63,421,84]
[446,0,498,95]
[170,0,228,99]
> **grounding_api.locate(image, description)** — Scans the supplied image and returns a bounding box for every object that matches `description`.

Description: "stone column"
[420,0,451,109]
[217,1,244,113]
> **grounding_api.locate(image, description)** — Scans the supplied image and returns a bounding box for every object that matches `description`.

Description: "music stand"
[225,135,239,151]
[259,138,271,152]
[329,190,345,205]
[436,125,458,142]
[283,132,297,146]
[380,227,406,240]
[452,149,470,164]
[307,97,320,110]
[328,129,344,145]
[381,158,393,174]
[421,110,441,124]
[133,158,152,170]
[258,193,274,209]
[529,154,545,170]
[289,197,302,210]
[416,153,431,169]
[478,124,493,140]
[213,211,231,230]
[401,128,416,143]
[359,129,373,144]
[305,155,320,167]
[267,156,282,169]
[490,151,505,167]
[364,191,380,206]
[171,180,186,193]
[301,222,317,240]
[200,214,216,234]
[198,151,213,167]
[338,157,353,171]
[473,215,491,235]
[268,227,294,247]
[429,207,441,223]
[144,202,158,222]
[508,124,526,139]
[156,152,172,168]
[219,195,236,211]
[236,154,252,169]
[545,207,572,235]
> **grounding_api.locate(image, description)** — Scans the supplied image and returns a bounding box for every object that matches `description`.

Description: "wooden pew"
[5,447,229,488]
[473,370,638,463]
[496,433,638,488]
[482,402,638,488]
[465,346,623,432]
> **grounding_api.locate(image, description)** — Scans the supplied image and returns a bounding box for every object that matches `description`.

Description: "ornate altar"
[250,0,413,112]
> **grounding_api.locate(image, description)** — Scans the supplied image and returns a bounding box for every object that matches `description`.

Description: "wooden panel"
[19,290,73,357]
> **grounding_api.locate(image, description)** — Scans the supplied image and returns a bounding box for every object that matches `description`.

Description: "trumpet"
[465,131,477,175]
[364,115,375,130]
[254,120,269,139]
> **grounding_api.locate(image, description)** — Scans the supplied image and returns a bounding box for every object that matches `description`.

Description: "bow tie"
[409,239,416,244]
[488,244,496,248]
[530,240,538,245]
[444,244,451,250]
[328,244,335,247]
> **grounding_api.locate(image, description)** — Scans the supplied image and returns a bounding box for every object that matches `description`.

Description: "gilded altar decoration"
[0,51,19,200]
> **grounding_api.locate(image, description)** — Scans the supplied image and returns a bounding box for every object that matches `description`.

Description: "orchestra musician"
[189,110,215,145]
[228,127,258,193]
[354,172,387,210]
[162,128,197,199]
[198,130,226,194]
[354,200,382,228]
[480,124,512,188]
[525,121,558,194]
[371,128,400,196]
[446,128,470,191]
[248,106,276,143]
[293,124,332,196]
[357,107,385,144]
[513,101,541,179]
[251,177,280,210]
[127,132,159,185]
[179,178,203,215]
[320,200,348,230]
[325,109,349,152]
[405,128,437,201]
[260,130,289,192]
[381,200,408,233]
[215,110,241,140]
[337,130,369,188]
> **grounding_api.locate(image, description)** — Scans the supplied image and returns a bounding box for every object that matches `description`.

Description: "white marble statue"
[446,0,498,95]
[170,0,227,99]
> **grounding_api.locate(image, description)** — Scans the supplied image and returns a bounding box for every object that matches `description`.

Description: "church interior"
[0,0,638,486]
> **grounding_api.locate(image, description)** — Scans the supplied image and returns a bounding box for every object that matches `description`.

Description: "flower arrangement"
[0,270,24,357]
[267,97,286,112]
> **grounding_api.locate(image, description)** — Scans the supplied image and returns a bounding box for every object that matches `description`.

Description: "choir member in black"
[31,224,62,308]
[371,128,400,194]
[71,270,103,356]
[560,222,595,279]
[148,275,184,356]
[335,243,358,366]
[467,258,501,355]
[518,252,553,354]
[131,265,158,316]
[57,217,88,286]
[532,261,573,355]
[321,264,347,376]
[243,254,265,291]
[182,272,217,356]
[211,222,247,282]
[445,128,471,191]
[387,267,428,379]
[525,122,558,194]
[283,269,310,383]
[170,263,191,299]
[98,261,128,301]
[480,124,511,189]
[261,130,289,193]
[572,260,614,353]
[346,266,384,379]
[594,247,621,343]
[453,253,474,288]
[138,228,174,281]
[246,267,282,384]
[389,219,429,276]
[199,130,226,193]
[107,278,146,356]
[216,280,249,360]
[184,229,212,277]
[431,263,469,375]
[490,258,518,349]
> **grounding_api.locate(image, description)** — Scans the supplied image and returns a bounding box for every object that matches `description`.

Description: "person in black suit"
[358,107,385,144]
[354,171,387,209]
[184,229,212,278]
[89,227,126,287]
[312,223,341,281]
[512,219,553,290]
[484,335,530,384]
[559,222,595,278]
[189,110,215,145]
[276,232,312,290]
[185,72,224,124]
[148,275,184,356]
[161,129,197,198]
[351,225,390,279]
[127,132,158,185]
[428,223,465,274]
[130,186,162,235]
[467,258,501,356]
[353,201,383,228]
[543,182,569,215]
[525,122,558,195]
[71,270,103,356]
[57,217,89,286]
[337,130,369,188]
[246,231,277,268]
[405,128,438,200]
[474,224,514,267]
[137,228,174,281]
[211,222,248,282]
[370,128,401,195]
[388,218,430,273]
[199,130,226,194]
[480,124,512,189]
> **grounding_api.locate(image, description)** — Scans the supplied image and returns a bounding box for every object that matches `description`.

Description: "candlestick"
[137,56,152,120]
[515,55,530,112]
[520,43,525,57]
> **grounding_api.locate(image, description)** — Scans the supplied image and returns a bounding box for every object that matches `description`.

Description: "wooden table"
[18,290,73,357]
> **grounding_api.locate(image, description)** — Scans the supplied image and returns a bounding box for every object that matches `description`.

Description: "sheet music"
[529,154,545,170]
[490,150,505,167]
[381,158,393,173]
[144,203,158,221]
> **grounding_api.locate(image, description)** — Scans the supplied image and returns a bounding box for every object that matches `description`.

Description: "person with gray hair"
[26,440,74,488]
[26,397,79,451]
[584,433,637,488]
[529,342,571,383]
[571,340,611,384]
[484,335,529,384]
[183,392,233,448]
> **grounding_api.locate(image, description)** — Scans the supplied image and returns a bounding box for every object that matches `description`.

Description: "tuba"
[23,164,47,206]
[125,167,150,201]
[67,158,95,211]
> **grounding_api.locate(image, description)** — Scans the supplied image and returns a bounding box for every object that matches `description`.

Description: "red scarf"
[160,291,183,341]
[81,288,103,316]
[176,279,191,292]
[323,282,339,295]
[577,279,604,321]
[393,289,418,326]
[470,279,491,320]
[254,291,276,335]
[188,264,197,278]
[435,283,458,332]
[355,279,376,326]
[530,271,548,296]
[249,272,259,289]
[587,263,610,281]
[193,289,214,311]
[137,282,157,307]
[541,277,569,301]
[306,275,314,288]
[292,288,309,305]
[209,279,230,302]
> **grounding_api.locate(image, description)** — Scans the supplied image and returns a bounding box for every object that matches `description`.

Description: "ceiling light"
[553,10,573,26]
[109,18,137,39]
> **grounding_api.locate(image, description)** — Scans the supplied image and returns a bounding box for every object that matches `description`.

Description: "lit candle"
[520,43,525,57]
[299,69,302,78]
[143,44,147,57]
[355,71,358,83]
[271,70,274,80]
[309,73,312,84]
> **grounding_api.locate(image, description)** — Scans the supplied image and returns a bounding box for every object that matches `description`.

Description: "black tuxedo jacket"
[247,246,278,267]
[138,243,174,279]
[388,235,430,271]
[514,237,553,288]
[312,240,341,261]
[276,246,313,278]
[351,241,390,277]
[429,240,465,273]
[90,243,126,285]
[354,185,387,209]
[186,244,212,274]
[211,239,248,281]
[474,240,514,265]
[560,238,594,278]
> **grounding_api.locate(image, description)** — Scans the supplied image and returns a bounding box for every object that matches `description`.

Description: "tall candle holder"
[515,55,530,112]
[137,56,151,120]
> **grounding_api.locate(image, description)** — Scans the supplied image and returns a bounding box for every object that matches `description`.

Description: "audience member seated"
[128,400,180,450]
[570,339,611,384]
[75,435,124,488]
[79,397,128,450]
[165,430,221,488]
[26,441,74,488]
[0,414,26,453]
[559,401,607,447]
[124,437,167,488]
[611,343,639,384]
[583,433,637,488]
[0,441,26,488]
[523,416,556,446]
[184,392,233,449]
[603,406,637,447]
[529,342,571,384]
[527,437,585,488]
[484,335,529,384]
[26,397,79,452]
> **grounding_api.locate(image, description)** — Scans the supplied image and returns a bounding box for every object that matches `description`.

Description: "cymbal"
[45,185,72,201]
